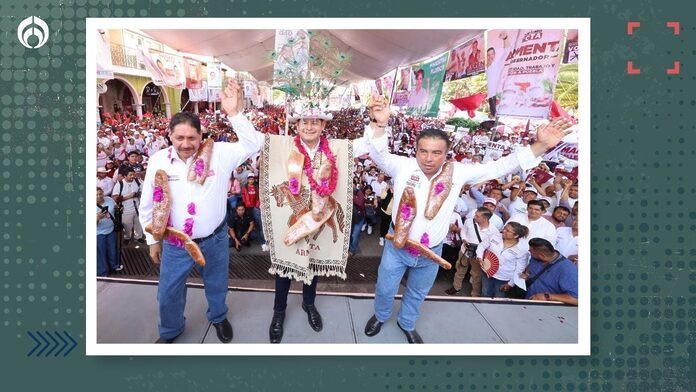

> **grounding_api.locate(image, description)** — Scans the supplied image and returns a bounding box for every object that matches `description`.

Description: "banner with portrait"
[405,52,448,117]
[495,29,564,119]
[141,48,186,88]
[207,62,222,88]
[183,57,204,90]
[391,66,412,107]
[444,33,485,82]
[188,80,208,102]
[563,29,578,64]
[95,29,114,80]
[485,29,518,100]
[378,70,396,103]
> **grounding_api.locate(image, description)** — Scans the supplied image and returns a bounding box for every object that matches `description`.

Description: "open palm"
[536,118,573,149]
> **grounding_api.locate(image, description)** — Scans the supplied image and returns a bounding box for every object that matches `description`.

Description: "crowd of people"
[96,102,579,309]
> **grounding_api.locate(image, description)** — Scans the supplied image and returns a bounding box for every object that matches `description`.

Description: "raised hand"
[368,93,390,125]
[221,79,244,117]
[530,118,574,157]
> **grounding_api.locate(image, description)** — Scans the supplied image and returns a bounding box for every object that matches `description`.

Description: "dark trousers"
[379,210,391,238]
[273,275,318,312]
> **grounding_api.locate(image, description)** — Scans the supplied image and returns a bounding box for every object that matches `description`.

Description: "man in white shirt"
[363,118,572,343]
[139,81,262,344]
[508,182,538,217]
[508,199,558,245]
[479,197,504,231]
[446,207,497,297]
[97,167,115,196]
[370,173,388,200]
[112,167,143,244]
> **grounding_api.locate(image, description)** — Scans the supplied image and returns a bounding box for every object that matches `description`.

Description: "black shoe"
[397,321,423,344]
[301,303,323,332]
[155,332,181,344]
[269,311,285,343]
[364,315,384,337]
[137,237,146,244]
[213,319,233,343]
[445,287,460,295]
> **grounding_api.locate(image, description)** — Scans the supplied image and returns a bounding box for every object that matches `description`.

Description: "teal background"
[1,0,695,390]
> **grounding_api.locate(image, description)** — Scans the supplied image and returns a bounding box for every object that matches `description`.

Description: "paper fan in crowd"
[481,249,500,278]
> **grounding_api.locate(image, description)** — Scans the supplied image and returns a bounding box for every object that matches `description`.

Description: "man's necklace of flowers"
[291,135,338,197]
[155,154,200,248]
[398,166,450,257]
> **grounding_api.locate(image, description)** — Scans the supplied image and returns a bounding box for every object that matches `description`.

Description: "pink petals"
[153,186,163,202]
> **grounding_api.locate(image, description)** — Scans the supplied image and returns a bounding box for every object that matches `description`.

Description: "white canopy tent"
[141,29,485,83]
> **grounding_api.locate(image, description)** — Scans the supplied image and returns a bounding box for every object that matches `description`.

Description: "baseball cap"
[483,197,497,206]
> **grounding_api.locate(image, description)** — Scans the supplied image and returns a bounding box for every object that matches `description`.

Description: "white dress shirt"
[508,213,558,246]
[139,113,264,245]
[368,137,541,245]
[555,226,578,258]
[476,235,529,289]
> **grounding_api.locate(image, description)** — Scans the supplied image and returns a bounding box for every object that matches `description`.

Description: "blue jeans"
[157,223,230,340]
[349,215,365,254]
[373,234,443,331]
[96,231,118,276]
[481,274,509,298]
[227,195,241,210]
[250,207,266,245]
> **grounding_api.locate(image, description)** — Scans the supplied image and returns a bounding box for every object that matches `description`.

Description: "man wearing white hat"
[97,167,115,196]
[260,94,390,343]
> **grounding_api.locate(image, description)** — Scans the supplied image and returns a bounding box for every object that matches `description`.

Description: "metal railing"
[110,42,146,71]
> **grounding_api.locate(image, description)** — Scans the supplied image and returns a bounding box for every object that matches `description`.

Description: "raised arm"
[353,93,390,157]
[216,80,265,171]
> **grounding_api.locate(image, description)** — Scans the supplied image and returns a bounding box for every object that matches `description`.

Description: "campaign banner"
[482,141,507,163]
[208,88,222,102]
[188,80,208,102]
[375,70,396,102]
[244,81,255,98]
[496,29,564,119]
[485,29,517,99]
[272,29,310,90]
[141,48,186,88]
[542,141,579,169]
[183,57,204,90]
[207,62,222,88]
[444,33,485,82]
[405,52,449,117]
[96,29,114,80]
[391,66,412,107]
[563,29,579,64]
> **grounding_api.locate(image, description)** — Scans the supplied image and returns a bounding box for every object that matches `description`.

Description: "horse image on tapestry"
[270,181,345,243]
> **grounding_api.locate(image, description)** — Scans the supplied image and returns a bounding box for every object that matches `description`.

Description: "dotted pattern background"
[0,0,695,391]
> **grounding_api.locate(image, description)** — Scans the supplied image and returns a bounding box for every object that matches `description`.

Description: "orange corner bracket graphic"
[627,21,641,35]
[667,61,680,75]
[627,61,641,75]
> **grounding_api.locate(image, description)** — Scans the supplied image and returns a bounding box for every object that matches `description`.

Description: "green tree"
[553,63,578,110]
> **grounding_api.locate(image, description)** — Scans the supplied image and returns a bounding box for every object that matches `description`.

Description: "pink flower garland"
[153,186,163,202]
[400,204,412,220]
[434,182,445,195]
[183,218,194,237]
[289,177,300,194]
[187,202,196,215]
[293,135,338,197]
[406,246,420,257]
[166,235,185,248]
[420,233,430,248]
[194,159,206,176]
